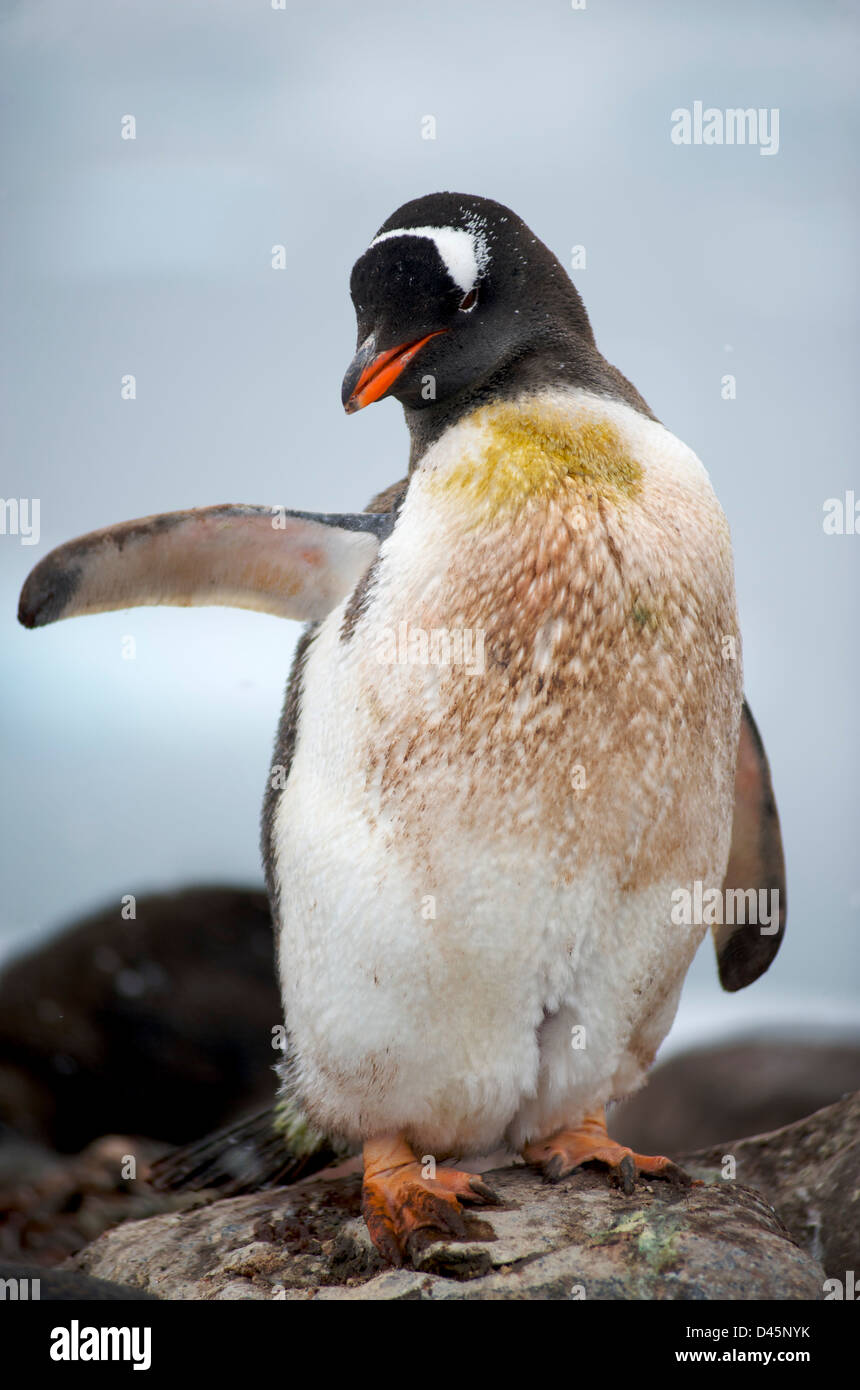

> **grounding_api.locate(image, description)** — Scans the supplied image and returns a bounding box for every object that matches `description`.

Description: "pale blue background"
[1,0,857,1052]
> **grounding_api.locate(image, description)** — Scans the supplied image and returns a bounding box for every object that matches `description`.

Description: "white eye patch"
[369,224,489,296]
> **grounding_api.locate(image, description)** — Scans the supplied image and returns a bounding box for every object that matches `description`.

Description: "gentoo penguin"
[19,192,786,1265]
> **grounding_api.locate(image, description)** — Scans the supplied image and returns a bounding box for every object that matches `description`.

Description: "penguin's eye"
[458,287,478,313]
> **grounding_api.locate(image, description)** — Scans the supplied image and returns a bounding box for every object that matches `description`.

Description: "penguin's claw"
[616,1152,637,1195]
[361,1161,501,1266]
[523,1110,697,1193]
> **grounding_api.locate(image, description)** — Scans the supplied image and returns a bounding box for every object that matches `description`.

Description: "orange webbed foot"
[523,1110,697,1195]
[361,1136,501,1267]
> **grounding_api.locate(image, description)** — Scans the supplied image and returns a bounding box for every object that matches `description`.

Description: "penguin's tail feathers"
[149,1099,346,1196]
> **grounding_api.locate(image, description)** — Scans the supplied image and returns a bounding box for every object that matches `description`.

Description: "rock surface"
[690,1090,859,1279]
[70,1094,860,1300]
[70,1159,827,1301]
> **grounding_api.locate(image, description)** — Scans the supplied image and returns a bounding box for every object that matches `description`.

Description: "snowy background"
[1,0,857,1053]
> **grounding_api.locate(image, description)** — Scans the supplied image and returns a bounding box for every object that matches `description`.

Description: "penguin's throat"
[430,399,643,520]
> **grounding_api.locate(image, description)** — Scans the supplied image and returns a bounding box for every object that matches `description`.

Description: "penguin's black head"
[341,192,599,425]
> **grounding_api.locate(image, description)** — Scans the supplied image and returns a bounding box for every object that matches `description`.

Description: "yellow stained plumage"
[432,400,644,518]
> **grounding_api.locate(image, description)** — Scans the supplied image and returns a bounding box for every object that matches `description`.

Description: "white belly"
[276,738,708,1154]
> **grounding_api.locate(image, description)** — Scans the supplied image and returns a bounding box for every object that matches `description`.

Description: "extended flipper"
[715,700,787,991]
[18,504,394,629]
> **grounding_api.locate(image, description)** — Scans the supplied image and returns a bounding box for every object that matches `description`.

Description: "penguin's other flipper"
[715,700,787,992]
[149,1104,342,1197]
[18,505,393,630]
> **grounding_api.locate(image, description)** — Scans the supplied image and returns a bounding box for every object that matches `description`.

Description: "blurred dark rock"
[613,1037,860,1154]
[0,1133,207,1267]
[0,1259,159,1299]
[0,886,280,1153]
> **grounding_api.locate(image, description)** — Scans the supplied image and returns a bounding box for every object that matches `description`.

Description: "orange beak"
[343,331,446,413]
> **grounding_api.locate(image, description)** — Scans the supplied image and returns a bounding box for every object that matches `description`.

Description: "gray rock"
[687,1090,860,1278]
[69,1159,825,1301]
[70,1093,860,1300]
